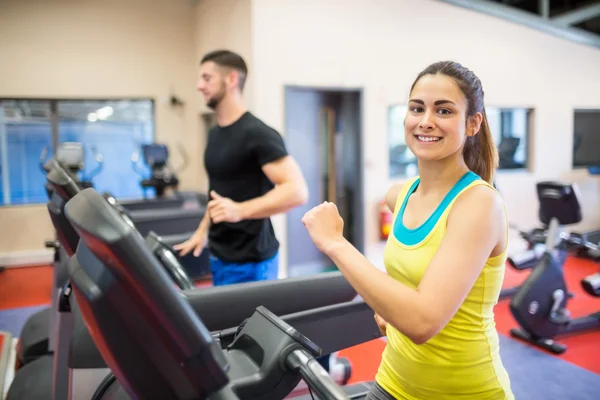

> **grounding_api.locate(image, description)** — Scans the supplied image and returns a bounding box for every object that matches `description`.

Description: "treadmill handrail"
[68,273,358,369]
[216,300,381,353]
[287,349,350,400]
[184,271,357,331]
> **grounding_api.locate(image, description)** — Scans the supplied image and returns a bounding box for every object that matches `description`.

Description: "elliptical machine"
[509,181,600,354]
[132,143,187,199]
[40,142,104,190]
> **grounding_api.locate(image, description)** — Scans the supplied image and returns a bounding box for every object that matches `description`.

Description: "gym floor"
[1,248,600,399]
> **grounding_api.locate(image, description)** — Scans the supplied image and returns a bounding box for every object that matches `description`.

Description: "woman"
[302,61,514,399]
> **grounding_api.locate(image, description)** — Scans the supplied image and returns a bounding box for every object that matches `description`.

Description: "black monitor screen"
[573,110,600,168]
[143,144,169,166]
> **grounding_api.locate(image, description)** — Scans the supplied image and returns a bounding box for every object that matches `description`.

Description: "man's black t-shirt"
[204,112,288,263]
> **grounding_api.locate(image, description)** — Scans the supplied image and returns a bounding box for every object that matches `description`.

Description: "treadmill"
[16,143,104,367]
[6,186,361,400]
[14,161,209,371]
[59,186,381,399]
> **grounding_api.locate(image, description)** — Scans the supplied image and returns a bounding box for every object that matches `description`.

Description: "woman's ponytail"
[463,109,498,185]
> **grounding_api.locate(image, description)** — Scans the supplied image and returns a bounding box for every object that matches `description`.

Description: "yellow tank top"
[375,172,514,400]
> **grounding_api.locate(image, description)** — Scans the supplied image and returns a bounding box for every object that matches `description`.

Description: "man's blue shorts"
[209,252,279,286]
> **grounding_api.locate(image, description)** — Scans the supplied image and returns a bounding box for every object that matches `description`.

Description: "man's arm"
[196,208,212,234]
[239,155,308,219]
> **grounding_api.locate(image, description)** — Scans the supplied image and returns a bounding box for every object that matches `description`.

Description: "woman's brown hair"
[410,61,498,184]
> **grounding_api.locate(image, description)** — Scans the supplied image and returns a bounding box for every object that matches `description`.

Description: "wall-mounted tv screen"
[573,110,600,168]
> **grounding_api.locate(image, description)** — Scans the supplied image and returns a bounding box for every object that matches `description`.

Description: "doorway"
[284,86,364,277]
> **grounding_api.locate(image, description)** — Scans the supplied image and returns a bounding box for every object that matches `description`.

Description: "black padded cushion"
[537,182,582,226]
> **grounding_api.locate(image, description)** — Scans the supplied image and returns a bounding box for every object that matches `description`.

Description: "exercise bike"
[498,225,547,300]
[582,268,600,298]
[569,166,600,262]
[509,181,600,354]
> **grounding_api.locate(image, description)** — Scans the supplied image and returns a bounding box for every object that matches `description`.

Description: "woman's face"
[404,74,474,162]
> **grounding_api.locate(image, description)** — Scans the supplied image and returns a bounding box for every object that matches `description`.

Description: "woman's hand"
[301,201,345,254]
[374,313,388,336]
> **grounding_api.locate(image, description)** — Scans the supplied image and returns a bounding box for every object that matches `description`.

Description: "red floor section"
[0,265,53,310]
[337,339,386,384]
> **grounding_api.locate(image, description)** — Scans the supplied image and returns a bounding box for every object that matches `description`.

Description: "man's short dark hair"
[201,50,248,91]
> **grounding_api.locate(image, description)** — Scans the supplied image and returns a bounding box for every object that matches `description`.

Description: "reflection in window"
[0,98,155,206]
[486,107,531,170]
[387,105,531,179]
[0,100,52,205]
[388,105,418,178]
[58,100,154,199]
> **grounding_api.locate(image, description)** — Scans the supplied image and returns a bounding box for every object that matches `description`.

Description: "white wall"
[2,0,599,267]
[250,0,600,261]
[194,0,253,193]
[0,0,200,256]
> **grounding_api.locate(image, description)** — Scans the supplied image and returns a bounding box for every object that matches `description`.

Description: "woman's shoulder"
[385,176,420,213]
[449,182,506,225]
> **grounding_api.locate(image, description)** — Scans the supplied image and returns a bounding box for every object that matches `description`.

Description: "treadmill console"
[255,306,322,357]
[145,231,195,291]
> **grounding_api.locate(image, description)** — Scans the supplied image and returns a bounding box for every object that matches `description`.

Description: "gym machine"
[39,142,104,191]
[101,142,205,213]
[498,226,547,300]
[47,147,211,276]
[497,173,600,301]
[6,184,359,400]
[581,268,600,298]
[14,160,208,372]
[569,166,600,261]
[58,187,381,399]
[509,181,600,354]
[130,142,200,201]
[50,141,205,237]
[497,186,569,301]
[43,141,206,237]
[16,143,104,367]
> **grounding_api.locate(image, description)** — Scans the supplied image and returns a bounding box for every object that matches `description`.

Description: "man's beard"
[206,86,225,110]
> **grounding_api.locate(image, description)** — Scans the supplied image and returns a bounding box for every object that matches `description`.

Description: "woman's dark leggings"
[365,381,397,400]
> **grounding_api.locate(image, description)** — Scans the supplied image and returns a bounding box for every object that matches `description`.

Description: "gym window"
[487,107,532,170]
[0,98,155,206]
[387,105,532,178]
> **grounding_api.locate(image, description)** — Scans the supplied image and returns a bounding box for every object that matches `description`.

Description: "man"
[174,49,308,286]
